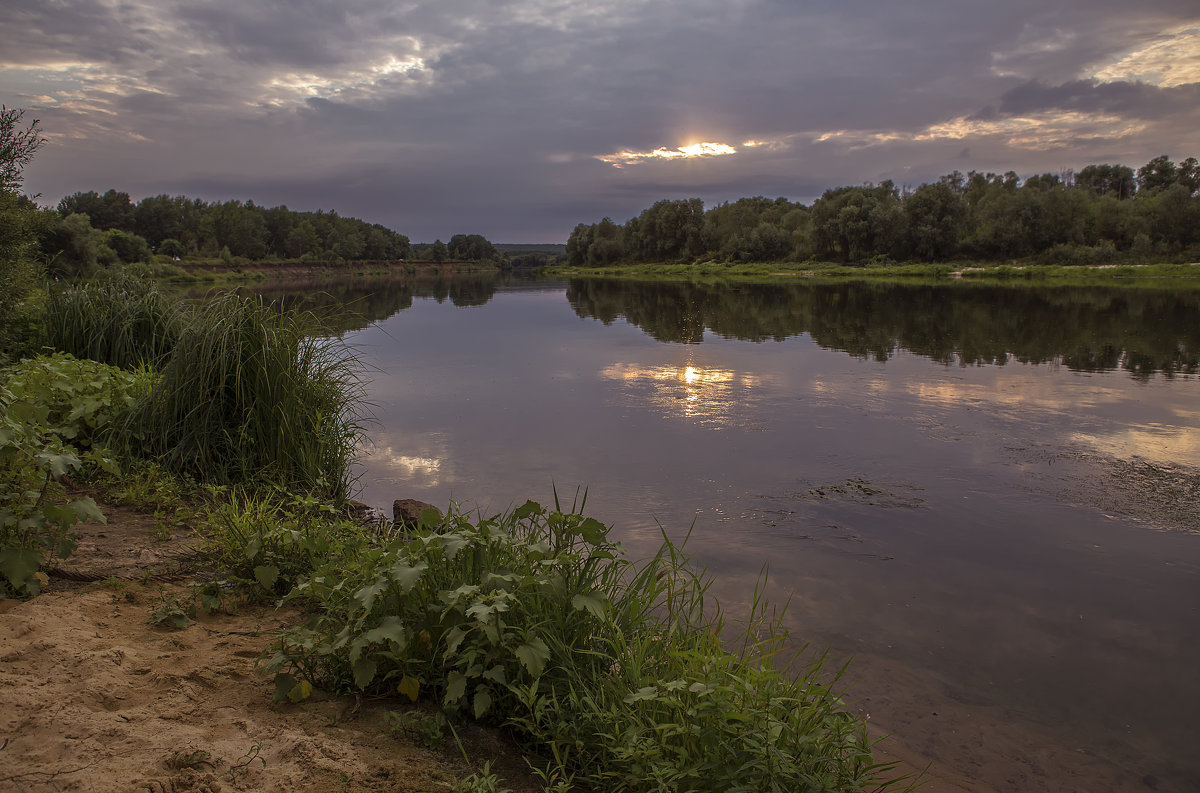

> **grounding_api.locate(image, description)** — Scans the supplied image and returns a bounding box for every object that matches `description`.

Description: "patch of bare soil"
[0,501,540,793]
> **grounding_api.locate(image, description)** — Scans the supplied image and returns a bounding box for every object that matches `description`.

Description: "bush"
[264,500,906,792]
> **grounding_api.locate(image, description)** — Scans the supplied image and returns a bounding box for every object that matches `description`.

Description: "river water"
[274,273,1200,792]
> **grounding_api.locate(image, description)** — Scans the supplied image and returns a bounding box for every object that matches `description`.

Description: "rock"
[393,499,442,530]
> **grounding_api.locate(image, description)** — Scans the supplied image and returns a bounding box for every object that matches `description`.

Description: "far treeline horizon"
[18,154,1200,274]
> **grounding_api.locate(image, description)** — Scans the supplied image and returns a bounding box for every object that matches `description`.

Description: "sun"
[595,140,738,167]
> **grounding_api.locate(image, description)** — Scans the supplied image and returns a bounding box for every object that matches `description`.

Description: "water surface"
[320,274,1199,792]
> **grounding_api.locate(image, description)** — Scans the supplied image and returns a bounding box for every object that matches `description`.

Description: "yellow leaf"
[287,679,313,703]
[397,675,420,703]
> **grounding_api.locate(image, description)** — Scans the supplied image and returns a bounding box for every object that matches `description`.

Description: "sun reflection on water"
[600,361,761,426]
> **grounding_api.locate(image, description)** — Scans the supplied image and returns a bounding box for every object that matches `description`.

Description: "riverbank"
[0,497,539,793]
[177,258,501,280]
[0,487,933,793]
[544,260,1200,287]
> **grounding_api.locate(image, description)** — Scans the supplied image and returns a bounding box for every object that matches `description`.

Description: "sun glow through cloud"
[596,141,737,167]
[1088,22,1200,87]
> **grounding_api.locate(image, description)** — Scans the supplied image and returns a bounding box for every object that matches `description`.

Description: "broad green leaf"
[623,686,659,704]
[354,578,387,612]
[352,656,377,690]
[242,535,262,561]
[513,636,550,678]
[444,671,467,705]
[67,497,104,524]
[512,500,543,520]
[482,665,507,685]
[438,533,469,559]
[397,675,420,703]
[254,565,280,591]
[387,560,427,593]
[0,548,42,590]
[35,450,80,478]
[473,687,493,719]
[444,625,468,657]
[570,591,607,619]
[576,517,608,546]
[273,673,297,703]
[362,615,408,649]
[417,508,442,530]
[466,601,494,623]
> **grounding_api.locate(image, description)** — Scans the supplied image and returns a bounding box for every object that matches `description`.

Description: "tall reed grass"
[121,292,364,501]
[41,270,185,369]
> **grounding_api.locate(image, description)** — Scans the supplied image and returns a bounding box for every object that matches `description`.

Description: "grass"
[119,291,365,501]
[41,270,186,369]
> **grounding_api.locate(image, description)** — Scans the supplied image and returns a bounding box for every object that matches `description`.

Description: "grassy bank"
[544,259,1200,288]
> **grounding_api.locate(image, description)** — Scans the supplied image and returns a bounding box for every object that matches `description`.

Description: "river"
[264,272,1200,792]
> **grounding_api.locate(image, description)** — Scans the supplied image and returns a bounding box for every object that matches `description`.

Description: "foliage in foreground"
[262,501,906,792]
[0,354,144,596]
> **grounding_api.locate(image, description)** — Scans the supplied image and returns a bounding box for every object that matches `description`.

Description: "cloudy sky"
[3,1,1199,242]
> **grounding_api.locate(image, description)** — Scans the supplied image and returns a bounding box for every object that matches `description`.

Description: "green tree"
[902,182,967,260]
[1137,155,1178,193]
[0,107,47,358]
[1075,164,1136,199]
[102,229,152,263]
[41,213,110,277]
[448,233,499,262]
[810,183,903,262]
[624,198,705,261]
[429,239,447,262]
[58,189,135,232]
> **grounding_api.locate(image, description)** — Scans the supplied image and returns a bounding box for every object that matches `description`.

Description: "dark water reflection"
[568,278,1200,378]
[303,274,1200,792]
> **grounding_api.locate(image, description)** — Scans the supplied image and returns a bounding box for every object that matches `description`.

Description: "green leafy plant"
[149,589,193,628]
[263,498,910,792]
[197,489,371,598]
[0,355,145,597]
[440,762,512,793]
[385,709,448,749]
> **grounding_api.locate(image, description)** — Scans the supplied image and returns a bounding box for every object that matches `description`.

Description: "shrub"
[264,500,906,792]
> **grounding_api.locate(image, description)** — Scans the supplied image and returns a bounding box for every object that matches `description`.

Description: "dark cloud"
[3,0,1199,240]
[994,79,1200,118]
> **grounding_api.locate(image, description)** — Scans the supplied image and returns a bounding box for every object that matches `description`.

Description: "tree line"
[567,156,1200,267]
[41,188,415,276]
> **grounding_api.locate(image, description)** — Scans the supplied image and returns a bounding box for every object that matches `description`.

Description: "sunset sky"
[3,1,1199,242]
